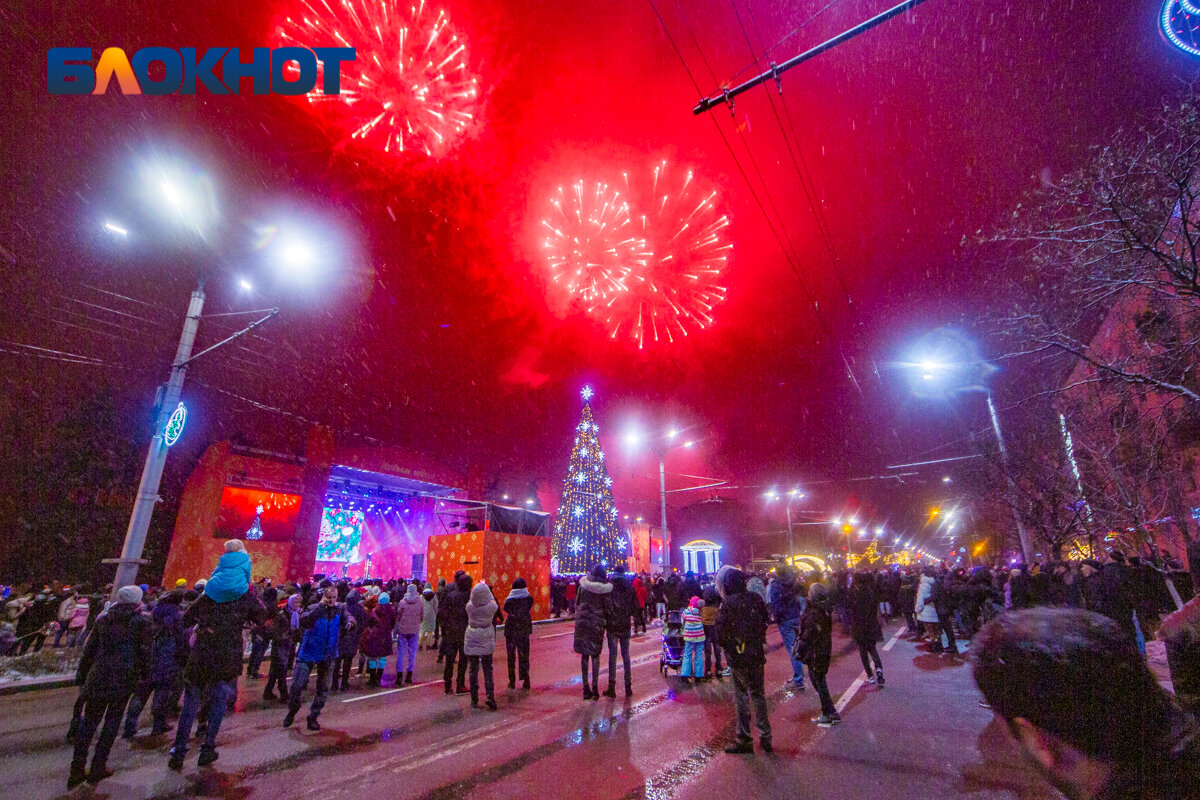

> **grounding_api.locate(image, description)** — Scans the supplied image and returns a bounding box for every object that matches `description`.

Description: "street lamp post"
[908,348,1035,566]
[627,428,695,573]
[658,454,669,572]
[108,283,205,593]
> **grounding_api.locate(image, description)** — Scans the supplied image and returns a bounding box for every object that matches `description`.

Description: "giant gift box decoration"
[425,530,552,621]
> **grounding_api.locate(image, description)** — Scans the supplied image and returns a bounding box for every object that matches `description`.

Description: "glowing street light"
[103,221,128,236]
[625,423,697,571]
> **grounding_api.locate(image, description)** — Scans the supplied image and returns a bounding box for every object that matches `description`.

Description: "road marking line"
[538,630,576,639]
[341,681,438,703]
[881,625,905,652]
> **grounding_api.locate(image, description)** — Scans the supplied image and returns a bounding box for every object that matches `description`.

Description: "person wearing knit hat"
[175,579,187,589]
[360,590,395,688]
[503,577,534,690]
[419,582,439,652]
[394,583,424,685]
[69,585,152,788]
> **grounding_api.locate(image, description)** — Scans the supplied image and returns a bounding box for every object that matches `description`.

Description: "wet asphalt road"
[0,620,1057,800]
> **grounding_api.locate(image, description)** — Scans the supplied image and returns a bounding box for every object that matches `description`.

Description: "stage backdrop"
[426,531,551,621]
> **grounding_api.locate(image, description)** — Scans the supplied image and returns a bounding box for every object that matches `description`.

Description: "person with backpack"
[797,582,839,727]
[714,566,771,754]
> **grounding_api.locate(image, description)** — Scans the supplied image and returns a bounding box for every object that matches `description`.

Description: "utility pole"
[659,455,670,572]
[986,391,1034,565]
[107,286,278,598]
[107,283,205,596]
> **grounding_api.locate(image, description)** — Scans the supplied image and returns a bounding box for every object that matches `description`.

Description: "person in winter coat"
[54,589,77,648]
[361,592,396,687]
[420,583,439,651]
[246,585,276,679]
[69,585,152,788]
[285,584,355,730]
[746,573,769,612]
[168,584,266,770]
[464,581,499,709]
[914,568,942,650]
[681,596,706,684]
[573,565,613,700]
[441,573,472,694]
[433,577,448,654]
[204,540,253,604]
[122,591,188,738]
[394,583,423,685]
[714,567,771,754]
[503,577,534,690]
[768,565,806,690]
[67,591,91,647]
[933,571,960,655]
[265,593,300,702]
[632,576,649,634]
[847,571,885,685]
[796,582,838,726]
[653,578,667,620]
[604,566,636,697]
[565,579,578,616]
[335,591,368,691]
[681,571,703,605]
[701,583,724,678]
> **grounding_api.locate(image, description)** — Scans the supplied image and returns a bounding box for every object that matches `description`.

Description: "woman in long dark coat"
[573,564,613,700]
[848,571,885,685]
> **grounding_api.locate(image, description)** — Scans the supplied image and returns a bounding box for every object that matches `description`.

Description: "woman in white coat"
[914,568,941,647]
[463,582,499,710]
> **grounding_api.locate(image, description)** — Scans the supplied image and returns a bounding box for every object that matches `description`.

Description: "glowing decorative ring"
[163,402,187,447]
[1162,1,1200,57]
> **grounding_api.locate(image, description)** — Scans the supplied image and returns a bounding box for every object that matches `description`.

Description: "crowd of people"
[4,544,1200,798]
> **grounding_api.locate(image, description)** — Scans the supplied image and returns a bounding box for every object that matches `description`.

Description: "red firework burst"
[617,161,730,348]
[540,180,649,310]
[276,0,479,157]
[541,162,730,348]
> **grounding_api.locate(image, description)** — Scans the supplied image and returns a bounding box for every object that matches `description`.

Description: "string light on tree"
[551,386,625,573]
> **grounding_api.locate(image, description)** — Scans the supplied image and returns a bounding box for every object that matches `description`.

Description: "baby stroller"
[659,610,684,674]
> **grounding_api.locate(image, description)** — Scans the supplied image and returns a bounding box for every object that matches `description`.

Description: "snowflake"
[581,449,590,459]
[581,386,594,401]
[574,473,586,484]
[616,537,626,550]
[600,526,606,533]
[605,477,613,486]
[567,537,584,554]
[573,505,583,517]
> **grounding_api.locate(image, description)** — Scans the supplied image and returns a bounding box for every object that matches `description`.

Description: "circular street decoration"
[164,402,187,447]
[1162,1,1200,57]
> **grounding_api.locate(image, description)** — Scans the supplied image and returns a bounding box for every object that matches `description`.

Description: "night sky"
[2,0,1197,555]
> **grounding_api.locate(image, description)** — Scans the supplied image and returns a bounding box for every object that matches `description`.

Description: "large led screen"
[214,487,302,542]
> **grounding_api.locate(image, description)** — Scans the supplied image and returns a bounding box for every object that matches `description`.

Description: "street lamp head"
[684,440,694,448]
[238,278,253,291]
[667,429,678,439]
[103,221,128,237]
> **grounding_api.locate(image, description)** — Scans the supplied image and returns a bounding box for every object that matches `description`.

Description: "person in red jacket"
[632,576,649,635]
[565,580,578,617]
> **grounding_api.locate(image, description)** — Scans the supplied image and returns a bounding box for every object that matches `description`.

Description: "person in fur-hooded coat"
[573,565,612,700]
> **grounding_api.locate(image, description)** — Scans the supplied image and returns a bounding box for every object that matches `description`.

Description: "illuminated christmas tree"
[551,386,623,574]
